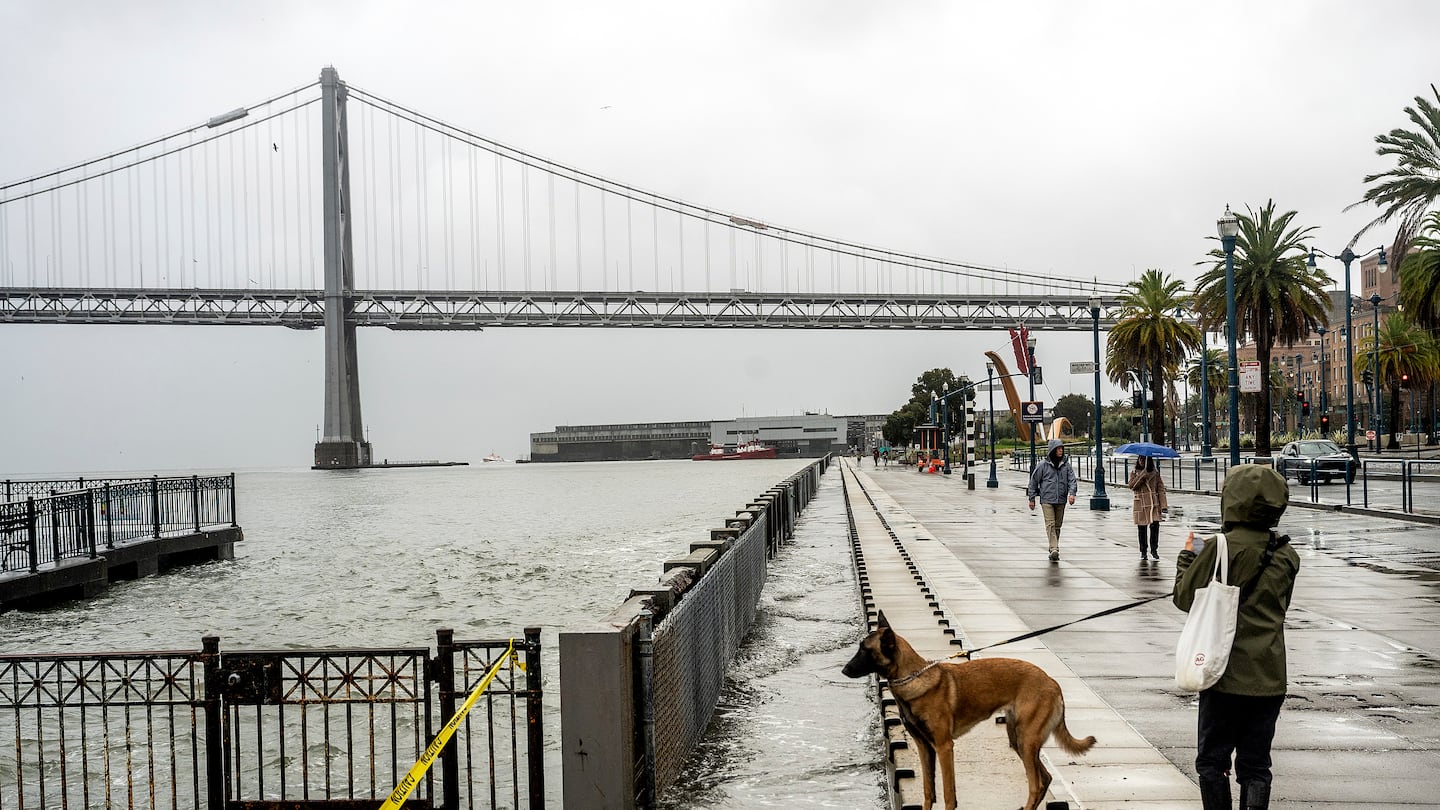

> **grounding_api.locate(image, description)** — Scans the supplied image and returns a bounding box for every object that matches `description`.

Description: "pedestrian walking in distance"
[872,447,880,467]
[1174,464,1299,810]
[1026,439,1077,562]
[1129,456,1169,561]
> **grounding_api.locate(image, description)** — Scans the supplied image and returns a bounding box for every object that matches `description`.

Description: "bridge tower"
[312,67,373,469]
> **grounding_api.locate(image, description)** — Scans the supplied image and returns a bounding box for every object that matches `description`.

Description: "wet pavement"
[847,458,1440,809]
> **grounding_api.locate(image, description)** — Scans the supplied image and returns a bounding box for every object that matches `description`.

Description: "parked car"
[1276,439,1356,484]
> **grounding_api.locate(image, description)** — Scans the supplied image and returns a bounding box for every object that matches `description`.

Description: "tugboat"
[691,441,777,461]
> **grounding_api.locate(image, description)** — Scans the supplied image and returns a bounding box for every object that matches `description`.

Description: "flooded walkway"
[843,458,1440,809]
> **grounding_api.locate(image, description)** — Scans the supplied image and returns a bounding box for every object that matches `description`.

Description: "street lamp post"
[1295,353,1304,434]
[1308,246,1386,459]
[986,362,999,488]
[1140,366,1149,443]
[1089,297,1109,510]
[1027,335,1038,469]
[1181,364,1191,451]
[1219,206,1242,468]
[1316,326,1328,425]
[1372,292,1383,454]
[1200,328,1212,458]
[941,382,952,474]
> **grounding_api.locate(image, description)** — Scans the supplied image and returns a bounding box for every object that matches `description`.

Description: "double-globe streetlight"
[1307,244,1387,459]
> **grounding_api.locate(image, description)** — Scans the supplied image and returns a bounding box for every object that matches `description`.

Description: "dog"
[843,612,1095,810]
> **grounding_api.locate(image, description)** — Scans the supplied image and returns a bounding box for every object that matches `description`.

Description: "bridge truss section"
[1,288,1123,330]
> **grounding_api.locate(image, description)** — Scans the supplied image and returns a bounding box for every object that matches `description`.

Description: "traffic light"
[1362,369,1373,386]
[1302,402,1310,416]
[1400,373,1410,388]
[1295,390,1304,402]
[1320,413,1330,431]
[1132,389,1144,408]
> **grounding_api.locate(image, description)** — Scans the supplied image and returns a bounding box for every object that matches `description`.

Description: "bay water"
[0,460,884,808]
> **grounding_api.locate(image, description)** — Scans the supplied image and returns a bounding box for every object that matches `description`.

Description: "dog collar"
[889,661,941,687]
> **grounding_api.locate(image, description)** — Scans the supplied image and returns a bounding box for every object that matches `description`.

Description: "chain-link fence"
[649,509,768,795]
[558,456,829,810]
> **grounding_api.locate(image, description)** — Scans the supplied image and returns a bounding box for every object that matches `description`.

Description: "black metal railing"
[0,475,236,574]
[1059,451,1440,518]
[0,629,544,810]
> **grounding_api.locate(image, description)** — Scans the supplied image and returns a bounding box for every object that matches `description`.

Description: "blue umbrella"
[1112,441,1181,458]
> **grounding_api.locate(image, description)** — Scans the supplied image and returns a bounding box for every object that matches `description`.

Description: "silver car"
[1277,439,1356,485]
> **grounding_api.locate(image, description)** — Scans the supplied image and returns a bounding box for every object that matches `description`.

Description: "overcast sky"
[2,1,1437,475]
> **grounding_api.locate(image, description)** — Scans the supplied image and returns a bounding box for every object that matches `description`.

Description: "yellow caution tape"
[379,639,516,810]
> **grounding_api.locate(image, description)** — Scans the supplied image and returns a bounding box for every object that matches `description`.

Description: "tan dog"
[842,612,1095,810]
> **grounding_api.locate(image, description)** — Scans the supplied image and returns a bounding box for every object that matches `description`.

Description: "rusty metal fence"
[0,629,543,810]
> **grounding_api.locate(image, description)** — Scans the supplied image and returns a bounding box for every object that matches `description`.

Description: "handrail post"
[434,628,460,810]
[229,473,237,527]
[26,497,38,574]
[524,625,545,810]
[85,489,97,559]
[201,635,225,810]
[151,476,161,538]
[192,475,201,533]
[104,483,115,549]
[49,489,62,564]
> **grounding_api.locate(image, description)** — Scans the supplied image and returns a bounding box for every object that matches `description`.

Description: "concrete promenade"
[841,457,1440,810]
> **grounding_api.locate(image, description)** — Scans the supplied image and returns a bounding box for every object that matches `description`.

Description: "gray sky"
[2,1,1437,474]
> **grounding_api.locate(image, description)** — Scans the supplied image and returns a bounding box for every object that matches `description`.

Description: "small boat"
[482,452,505,463]
[691,441,777,461]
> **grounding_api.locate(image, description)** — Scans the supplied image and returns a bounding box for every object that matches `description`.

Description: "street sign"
[1366,429,1377,440]
[1070,361,1097,374]
[1021,401,1045,423]
[1239,361,1262,393]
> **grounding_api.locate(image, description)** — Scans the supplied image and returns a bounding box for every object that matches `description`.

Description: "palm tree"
[1400,211,1440,330]
[1183,348,1226,449]
[1105,269,1201,446]
[1194,200,1329,455]
[1355,314,1440,448]
[1349,84,1440,263]
[1399,212,1440,442]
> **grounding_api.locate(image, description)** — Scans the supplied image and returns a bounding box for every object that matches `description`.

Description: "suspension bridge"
[1,67,1129,467]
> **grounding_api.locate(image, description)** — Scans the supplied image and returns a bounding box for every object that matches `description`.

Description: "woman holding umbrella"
[1129,455,1169,560]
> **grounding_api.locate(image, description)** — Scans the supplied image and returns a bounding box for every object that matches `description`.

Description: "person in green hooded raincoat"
[1174,464,1300,810]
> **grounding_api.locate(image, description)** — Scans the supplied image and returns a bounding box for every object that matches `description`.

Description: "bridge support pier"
[312,67,372,470]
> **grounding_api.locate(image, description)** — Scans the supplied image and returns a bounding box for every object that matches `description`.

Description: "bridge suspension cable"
[2,71,1129,304]
[346,84,1127,298]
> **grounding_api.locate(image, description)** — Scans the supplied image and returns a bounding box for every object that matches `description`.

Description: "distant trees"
[1052,394,1094,437]
[1356,314,1440,448]
[882,368,974,448]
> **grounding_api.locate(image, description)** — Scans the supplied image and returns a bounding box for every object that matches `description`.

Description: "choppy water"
[0,460,884,808]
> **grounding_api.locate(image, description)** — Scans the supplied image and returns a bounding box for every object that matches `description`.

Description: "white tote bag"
[1175,532,1240,692]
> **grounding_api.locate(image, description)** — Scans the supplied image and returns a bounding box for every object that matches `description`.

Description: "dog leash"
[941,591,1174,661]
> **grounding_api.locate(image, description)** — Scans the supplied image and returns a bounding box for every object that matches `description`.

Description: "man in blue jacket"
[1026,439,1077,561]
